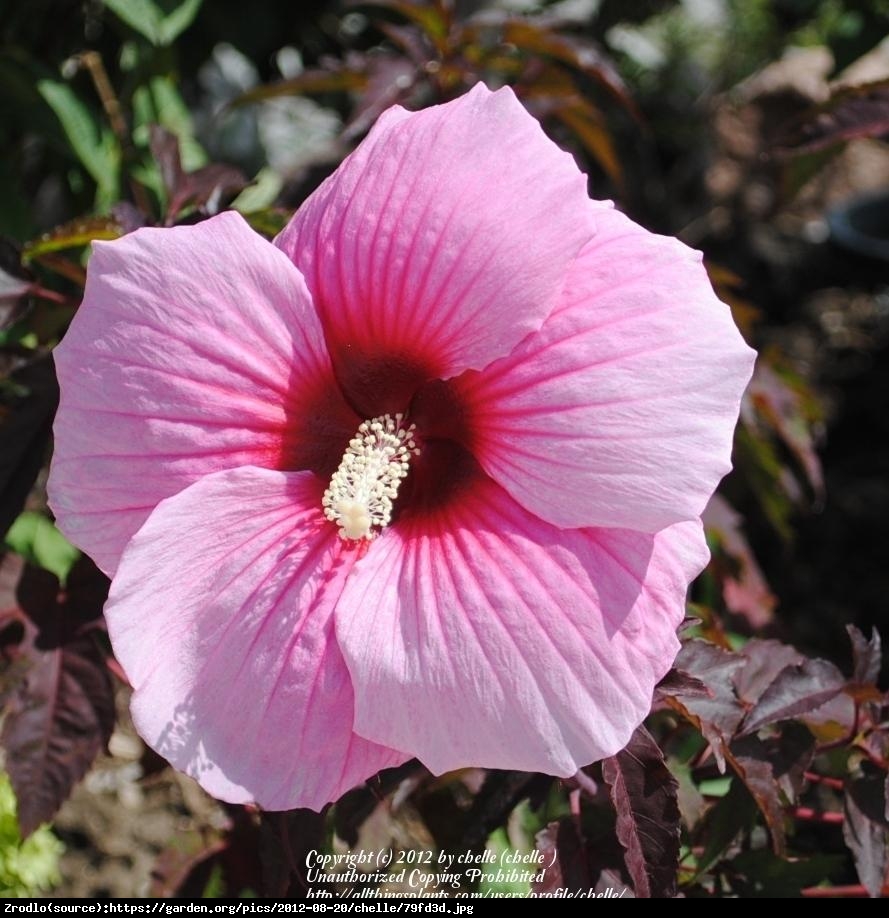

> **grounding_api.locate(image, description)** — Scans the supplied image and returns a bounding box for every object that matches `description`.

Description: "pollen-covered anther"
[323,414,419,541]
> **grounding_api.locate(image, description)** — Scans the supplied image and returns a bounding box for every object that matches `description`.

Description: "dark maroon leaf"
[110,201,149,235]
[333,759,423,846]
[654,667,711,705]
[728,753,786,855]
[0,354,58,541]
[733,639,804,707]
[601,725,680,898]
[259,809,326,897]
[843,772,889,898]
[0,556,112,836]
[533,818,632,896]
[740,657,846,735]
[847,624,882,688]
[776,78,889,155]
[149,124,182,202]
[800,691,857,744]
[176,164,249,218]
[455,770,542,850]
[534,820,589,893]
[149,126,248,224]
[733,722,815,803]
[664,639,746,768]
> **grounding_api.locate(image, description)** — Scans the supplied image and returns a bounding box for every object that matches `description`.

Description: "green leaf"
[35,79,120,210]
[0,772,63,897]
[22,217,123,261]
[133,75,207,170]
[477,826,533,897]
[231,167,283,214]
[4,512,80,585]
[103,0,204,47]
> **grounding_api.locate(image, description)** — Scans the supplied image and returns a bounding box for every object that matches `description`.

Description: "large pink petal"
[49,211,357,576]
[335,474,708,776]
[454,204,756,532]
[105,467,406,811]
[275,84,594,412]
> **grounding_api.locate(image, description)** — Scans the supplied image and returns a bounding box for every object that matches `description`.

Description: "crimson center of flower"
[321,414,420,541]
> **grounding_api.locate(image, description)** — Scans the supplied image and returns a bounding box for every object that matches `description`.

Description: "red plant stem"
[32,284,76,307]
[565,769,599,800]
[791,806,843,825]
[106,656,131,686]
[803,771,844,791]
[802,884,888,898]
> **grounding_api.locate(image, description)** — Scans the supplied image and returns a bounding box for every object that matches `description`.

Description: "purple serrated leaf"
[0,557,112,837]
[533,817,631,896]
[653,667,712,705]
[259,808,327,897]
[150,125,247,223]
[776,78,889,155]
[847,624,882,687]
[843,772,889,898]
[729,753,786,855]
[740,657,846,736]
[733,723,815,804]
[601,726,680,898]
[733,639,805,707]
[665,639,746,769]
[533,820,589,894]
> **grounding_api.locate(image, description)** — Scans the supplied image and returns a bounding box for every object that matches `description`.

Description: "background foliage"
[2,0,889,898]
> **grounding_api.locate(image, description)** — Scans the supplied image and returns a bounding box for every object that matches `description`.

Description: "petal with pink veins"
[454,204,757,532]
[335,474,708,777]
[275,84,594,413]
[49,211,357,576]
[105,467,407,811]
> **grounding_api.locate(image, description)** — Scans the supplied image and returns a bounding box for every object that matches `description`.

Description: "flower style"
[49,84,755,811]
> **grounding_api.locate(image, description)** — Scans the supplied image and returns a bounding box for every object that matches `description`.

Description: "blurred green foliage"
[0,772,63,897]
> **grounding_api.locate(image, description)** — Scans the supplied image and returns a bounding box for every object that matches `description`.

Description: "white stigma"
[323,414,419,541]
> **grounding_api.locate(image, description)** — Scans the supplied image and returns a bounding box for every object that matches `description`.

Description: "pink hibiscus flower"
[49,84,755,811]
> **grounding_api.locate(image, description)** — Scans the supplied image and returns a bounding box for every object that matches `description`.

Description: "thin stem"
[564,769,599,801]
[790,806,843,825]
[803,771,844,791]
[32,284,76,308]
[77,51,153,216]
[802,884,888,898]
